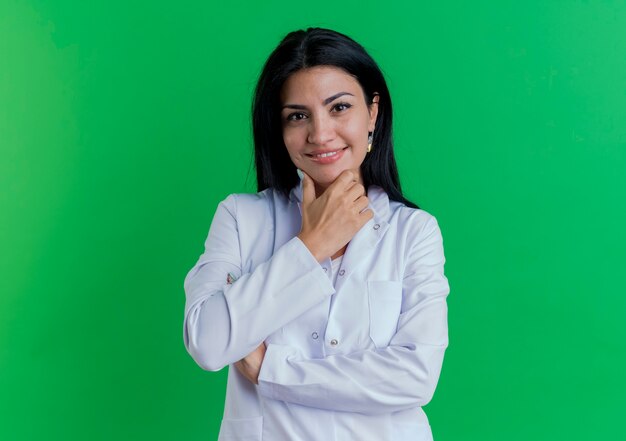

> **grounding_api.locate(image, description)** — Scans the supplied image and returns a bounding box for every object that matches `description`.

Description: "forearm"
[184,236,335,371]
[257,339,447,414]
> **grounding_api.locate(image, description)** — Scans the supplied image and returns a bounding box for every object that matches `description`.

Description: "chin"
[299,152,363,185]
[308,169,341,186]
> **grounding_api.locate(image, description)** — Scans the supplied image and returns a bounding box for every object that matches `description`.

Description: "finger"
[325,170,356,195]
[300,170,316,206]
[359,208,374,222]
[234,361,253,383]
[234,360,244,373]
[354,195,370,213]
[335,169,358,187]
[346,182,366,202]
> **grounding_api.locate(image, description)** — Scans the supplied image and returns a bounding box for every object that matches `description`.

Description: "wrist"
[297,233,327,262]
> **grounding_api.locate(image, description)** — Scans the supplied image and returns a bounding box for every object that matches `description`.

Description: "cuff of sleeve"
[257,344,299,400]
[291,235,322,268]
[283,236,335,299]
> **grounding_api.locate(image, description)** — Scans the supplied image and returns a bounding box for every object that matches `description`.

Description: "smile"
[306,147,348,164]
[315,151,339,158]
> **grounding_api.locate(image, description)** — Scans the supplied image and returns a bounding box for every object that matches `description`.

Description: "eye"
[331,102,352,113]
[286,112,308,122]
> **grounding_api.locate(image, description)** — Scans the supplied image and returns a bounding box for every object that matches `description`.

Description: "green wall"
[1,0,625,439]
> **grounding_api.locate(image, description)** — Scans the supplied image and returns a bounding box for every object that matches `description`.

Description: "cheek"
[346,120,369,146]
[282,129,304,158]
[343,111,371,142]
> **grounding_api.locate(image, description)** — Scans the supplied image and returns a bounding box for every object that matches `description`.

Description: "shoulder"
[386,199,445,250]
[389,197,440,229]
[217,188,285,218]
[366,185,443,239]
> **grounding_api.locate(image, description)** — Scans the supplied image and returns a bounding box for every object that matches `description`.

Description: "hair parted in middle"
[252,27,418,208]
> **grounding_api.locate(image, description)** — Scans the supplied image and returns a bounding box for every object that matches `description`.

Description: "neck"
[331,245,348,260]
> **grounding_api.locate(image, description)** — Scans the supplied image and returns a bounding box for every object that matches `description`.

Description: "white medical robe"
[183,177,450,440]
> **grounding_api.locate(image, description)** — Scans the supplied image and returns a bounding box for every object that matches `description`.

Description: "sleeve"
[183,194,336,372]
[256,215,449,415]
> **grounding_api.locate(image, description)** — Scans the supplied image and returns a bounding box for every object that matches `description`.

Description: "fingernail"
[296,169,304,179]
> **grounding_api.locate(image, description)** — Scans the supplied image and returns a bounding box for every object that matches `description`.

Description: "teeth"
[315,151,338,158]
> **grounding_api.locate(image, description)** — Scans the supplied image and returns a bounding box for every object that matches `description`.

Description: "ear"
[368,93,380,132]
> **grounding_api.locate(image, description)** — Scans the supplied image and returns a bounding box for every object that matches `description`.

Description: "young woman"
[183,27,450,441]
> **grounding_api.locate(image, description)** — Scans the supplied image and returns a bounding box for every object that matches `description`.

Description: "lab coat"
[183,176,450,441]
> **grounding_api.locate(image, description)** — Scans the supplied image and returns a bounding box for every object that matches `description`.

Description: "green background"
[2,0,625,439]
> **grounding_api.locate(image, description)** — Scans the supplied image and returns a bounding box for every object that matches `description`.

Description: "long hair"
[252,27,418,208]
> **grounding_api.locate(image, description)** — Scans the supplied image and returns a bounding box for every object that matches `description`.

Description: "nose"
[307,113,336,146]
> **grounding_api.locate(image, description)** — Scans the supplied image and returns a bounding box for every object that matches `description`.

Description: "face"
[280,66,378,193]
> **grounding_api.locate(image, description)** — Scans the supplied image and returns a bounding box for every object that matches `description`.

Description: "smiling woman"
[280,66,378,194]
[183,27,450,441]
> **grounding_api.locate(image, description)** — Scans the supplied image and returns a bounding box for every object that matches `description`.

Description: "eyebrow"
[282,92,355,110]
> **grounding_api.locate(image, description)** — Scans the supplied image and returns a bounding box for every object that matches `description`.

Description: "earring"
[367,132,373,153]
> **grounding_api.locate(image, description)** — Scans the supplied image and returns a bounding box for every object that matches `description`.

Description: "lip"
[305,147,348,164]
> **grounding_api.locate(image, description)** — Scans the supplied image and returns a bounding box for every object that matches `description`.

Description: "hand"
[297,169,373,262]
[234,342,266,385]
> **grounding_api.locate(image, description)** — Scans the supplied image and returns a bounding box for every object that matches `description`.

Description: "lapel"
[288,177,391,291]
[335,186,390,290]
